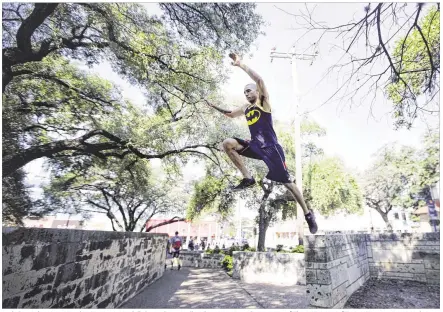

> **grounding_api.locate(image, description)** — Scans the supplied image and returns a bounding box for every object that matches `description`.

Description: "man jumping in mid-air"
[206,53,318,234]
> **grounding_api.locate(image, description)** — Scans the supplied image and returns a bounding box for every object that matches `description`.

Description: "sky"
[23,2,439,227]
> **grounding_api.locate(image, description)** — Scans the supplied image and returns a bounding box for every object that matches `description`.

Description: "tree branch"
[145,216,186,232]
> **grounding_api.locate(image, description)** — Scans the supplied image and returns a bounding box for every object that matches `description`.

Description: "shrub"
[221,255,233,271]
[213,245,221,254]
[291,245,304,253]
[226,245,241,256]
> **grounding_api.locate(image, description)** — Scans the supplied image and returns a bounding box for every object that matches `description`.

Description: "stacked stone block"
[304,234,370,309]
[232,252,306,286]
[2,228,168,309]
[367,232,440,285]
[179,251,224,268]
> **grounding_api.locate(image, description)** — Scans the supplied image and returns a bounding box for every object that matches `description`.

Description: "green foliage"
[386,5,440,129]
[225,245,242,257]
[304,157,363,216]
[43,156,186,231]
[364,130,439,226]
[2,3,264,224]
[221,255,233,271]
[205,246,221,254]
[290,245,305,253]
[186,174,235,220]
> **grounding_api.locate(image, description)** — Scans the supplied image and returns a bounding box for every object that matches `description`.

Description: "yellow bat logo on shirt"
[246,109,261,126]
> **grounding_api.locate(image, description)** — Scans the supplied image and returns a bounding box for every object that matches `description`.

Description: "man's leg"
[261,144,318,234]
[222,138,252,179]
[283,182,309,215]
[222,138,258,191]
[283,182,318,234]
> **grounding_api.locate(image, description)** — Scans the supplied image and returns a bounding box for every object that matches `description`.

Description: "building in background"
[146,216,222,246]
[22,214,84,229]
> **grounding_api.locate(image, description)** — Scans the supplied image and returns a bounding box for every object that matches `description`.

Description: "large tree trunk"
[257,203,269,252]
[256,180,274,251]
[379,211,393,231]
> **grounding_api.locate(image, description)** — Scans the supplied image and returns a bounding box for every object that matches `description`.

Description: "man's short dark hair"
[175,231,179,235]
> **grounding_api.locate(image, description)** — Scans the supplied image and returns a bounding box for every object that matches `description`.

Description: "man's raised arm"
[229,53,269,99]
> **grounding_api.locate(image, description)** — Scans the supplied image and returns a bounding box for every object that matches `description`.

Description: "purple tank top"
[244,100,279,148]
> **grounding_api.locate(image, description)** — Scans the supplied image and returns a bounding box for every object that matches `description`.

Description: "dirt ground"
[345,278,440,309]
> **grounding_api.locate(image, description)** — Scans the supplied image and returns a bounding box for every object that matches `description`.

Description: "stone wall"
[232,252,306,286]
[2,227,168,309]
[368,232,440,285]
[178,251,224,269]
[305,234,370,309]
[305,232,440,309]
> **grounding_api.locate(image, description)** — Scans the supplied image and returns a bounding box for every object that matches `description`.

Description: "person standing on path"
[169,231,182,270]
[205,53,318,234]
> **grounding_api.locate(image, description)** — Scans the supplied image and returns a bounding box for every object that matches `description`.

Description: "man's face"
[244,87,258,104]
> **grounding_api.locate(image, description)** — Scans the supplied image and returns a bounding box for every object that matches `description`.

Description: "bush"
[291,245,304,253]
[213,245,221,254]
[221,255,233,271]
[226,245,241,256]
[241,243,250,251]
[205,248,213,254]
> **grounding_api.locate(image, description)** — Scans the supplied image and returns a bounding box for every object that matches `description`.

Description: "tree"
[2,3,264,224]
[2,3,264,175]
[279,3,439,129]
[43,156,186,232]
[364,129,439,229]
[2,3,263,91]
[363,144,420,229]
[2,169,34,226]
[387,5,440,129]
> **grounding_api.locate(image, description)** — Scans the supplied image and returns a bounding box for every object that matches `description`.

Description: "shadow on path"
[119,268,260,309]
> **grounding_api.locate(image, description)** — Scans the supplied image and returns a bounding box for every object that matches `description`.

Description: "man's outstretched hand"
[229,53,241,66]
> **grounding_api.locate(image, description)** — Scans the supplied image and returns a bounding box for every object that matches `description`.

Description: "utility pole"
[270,46,316,245]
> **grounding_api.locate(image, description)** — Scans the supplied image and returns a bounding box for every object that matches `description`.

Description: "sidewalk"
[119,267,309,309]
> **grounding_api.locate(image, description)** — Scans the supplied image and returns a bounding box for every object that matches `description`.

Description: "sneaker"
[232,177,256,191]
[305,211,318,234]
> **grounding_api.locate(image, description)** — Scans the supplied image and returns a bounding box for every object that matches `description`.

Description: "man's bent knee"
[222,138,240,152]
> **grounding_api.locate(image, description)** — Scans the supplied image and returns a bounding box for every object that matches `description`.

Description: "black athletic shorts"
[233,137,291,184]
[172,250,180,258]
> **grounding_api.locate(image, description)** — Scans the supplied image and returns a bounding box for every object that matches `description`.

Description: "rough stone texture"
[232,251,305,286]
[178,251,224,269]
[368,232,440,285]
[305,234,370,309]
[345,278,440,309]
[2,227,168,309]
[305,232,440,309]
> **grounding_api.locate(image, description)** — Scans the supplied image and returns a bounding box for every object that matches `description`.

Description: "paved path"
[119,268,308,309]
